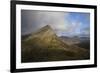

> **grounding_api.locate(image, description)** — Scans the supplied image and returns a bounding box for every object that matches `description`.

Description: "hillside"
[21,25,90,63]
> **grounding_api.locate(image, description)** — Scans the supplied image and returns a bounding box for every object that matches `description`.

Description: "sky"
[21,10,90,37]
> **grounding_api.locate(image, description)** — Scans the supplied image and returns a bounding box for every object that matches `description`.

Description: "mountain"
[75,37,90,50]
[60,36,80,45]
[21,25,90,63]
[60,36,90,49]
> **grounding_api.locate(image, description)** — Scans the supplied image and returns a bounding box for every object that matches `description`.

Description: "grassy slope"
[21,35,89,62]
[21,25,90,63]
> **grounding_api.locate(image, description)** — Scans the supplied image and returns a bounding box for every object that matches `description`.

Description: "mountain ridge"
[21,25,90,62]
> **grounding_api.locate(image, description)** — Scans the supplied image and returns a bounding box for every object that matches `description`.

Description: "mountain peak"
[32,25,54,35]
[39,25,53,32]
[25,25,56,41]
[43,25,51,28]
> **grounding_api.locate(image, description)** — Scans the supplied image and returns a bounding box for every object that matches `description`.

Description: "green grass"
[21,27,90,63]
[21,42,89,63]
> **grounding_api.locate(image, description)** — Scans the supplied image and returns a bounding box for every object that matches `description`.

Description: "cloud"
[21,10,69,35]
[21,10,90,37]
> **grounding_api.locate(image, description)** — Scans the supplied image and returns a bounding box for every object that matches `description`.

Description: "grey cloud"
[21,10,69,35]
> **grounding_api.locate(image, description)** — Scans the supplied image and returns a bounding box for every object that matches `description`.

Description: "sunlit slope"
[21,25,89,62]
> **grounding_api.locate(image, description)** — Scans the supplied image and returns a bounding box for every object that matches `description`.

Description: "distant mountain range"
[60,36,90,49]
[21,25,90,63]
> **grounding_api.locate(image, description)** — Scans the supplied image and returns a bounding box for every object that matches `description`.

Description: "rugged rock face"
[21,25,90,63]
